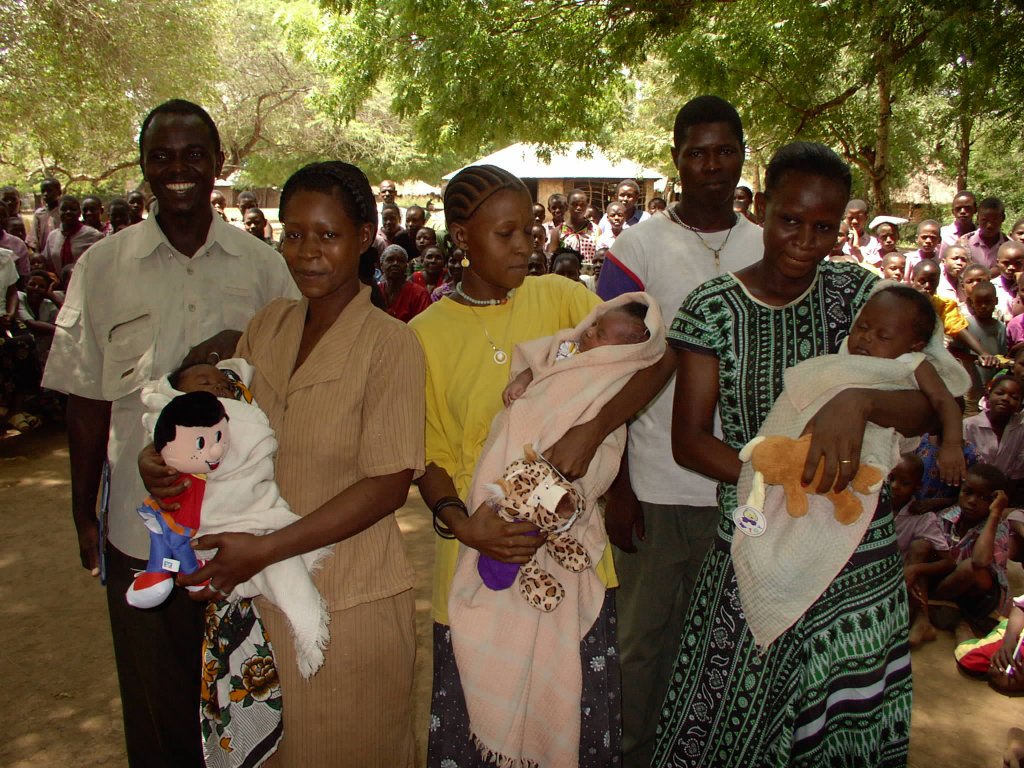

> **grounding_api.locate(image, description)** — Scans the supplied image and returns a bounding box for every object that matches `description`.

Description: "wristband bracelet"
[432,496,467,540]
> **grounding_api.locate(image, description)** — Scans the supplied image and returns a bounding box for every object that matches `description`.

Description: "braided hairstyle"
[279,161,383,307]
[443,164,528,226]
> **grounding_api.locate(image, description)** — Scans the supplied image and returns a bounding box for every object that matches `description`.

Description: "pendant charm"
[493,350,508,364]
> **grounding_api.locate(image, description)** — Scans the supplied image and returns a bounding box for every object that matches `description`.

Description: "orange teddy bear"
[739,433,884,525]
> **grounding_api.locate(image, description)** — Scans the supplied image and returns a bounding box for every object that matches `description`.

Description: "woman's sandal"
[8,412,41,431]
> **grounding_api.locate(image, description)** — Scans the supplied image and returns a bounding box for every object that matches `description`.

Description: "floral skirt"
[428,591,622,767]
[652,501,912,768]
[201,598,283,768]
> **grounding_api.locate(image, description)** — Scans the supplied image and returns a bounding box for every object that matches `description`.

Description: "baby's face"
[847,293,925,359]
[578,310,645,353]
[176,364,236,398]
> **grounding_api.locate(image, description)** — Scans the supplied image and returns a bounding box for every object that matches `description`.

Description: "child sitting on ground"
[934,463,1017,634]
[731,282,971,648]
[989,593,1024,695]
[890,453,955,646]
[913,431,980,512]
[963,375,1024,505]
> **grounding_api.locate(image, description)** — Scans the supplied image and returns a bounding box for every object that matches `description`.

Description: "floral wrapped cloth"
[201,598,283,768]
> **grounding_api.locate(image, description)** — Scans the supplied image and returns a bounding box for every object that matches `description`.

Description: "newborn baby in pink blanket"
[479,299,653,595]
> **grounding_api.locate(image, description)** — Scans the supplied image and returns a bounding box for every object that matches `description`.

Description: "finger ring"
[839,459,853,464]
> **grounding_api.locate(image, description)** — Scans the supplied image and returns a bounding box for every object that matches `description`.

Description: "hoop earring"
[461,250,470,268]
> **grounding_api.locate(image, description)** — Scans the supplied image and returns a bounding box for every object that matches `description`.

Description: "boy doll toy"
[126,391,229,609]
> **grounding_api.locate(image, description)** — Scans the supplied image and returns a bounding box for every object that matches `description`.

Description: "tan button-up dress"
[239,287,425,767]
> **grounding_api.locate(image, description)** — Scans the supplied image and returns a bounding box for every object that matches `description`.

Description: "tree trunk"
[956,111,971,191]
[873,61,893,213]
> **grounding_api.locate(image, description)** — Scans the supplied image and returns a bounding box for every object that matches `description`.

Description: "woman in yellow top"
[410,165,672,767]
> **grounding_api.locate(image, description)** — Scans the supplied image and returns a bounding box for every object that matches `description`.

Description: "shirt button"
[187,267,194,275]
[188,303,196,312]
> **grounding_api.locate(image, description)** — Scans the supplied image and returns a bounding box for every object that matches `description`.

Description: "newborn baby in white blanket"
[141,358,330,677]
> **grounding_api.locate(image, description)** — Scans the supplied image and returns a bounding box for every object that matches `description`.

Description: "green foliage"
[309,0,704,154]
[5,0,1024,211]
[0,0,221,190]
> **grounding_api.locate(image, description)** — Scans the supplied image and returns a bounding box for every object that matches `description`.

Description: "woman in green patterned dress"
[652,143,936,767]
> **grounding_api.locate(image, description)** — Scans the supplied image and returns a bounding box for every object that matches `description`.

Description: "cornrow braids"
[443,164,528,224]
[279,162,378,235]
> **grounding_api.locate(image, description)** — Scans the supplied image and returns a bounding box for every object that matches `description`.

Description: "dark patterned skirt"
[428,591,622,768]
[652,501,912,768]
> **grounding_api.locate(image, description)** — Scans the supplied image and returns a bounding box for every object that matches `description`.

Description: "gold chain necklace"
[666,206,738,271]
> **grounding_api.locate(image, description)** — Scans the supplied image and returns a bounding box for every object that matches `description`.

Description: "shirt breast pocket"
[102,313,155,401]
[221,285,257,331]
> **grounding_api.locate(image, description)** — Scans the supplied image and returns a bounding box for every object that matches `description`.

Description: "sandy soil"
[1,426,1021,767]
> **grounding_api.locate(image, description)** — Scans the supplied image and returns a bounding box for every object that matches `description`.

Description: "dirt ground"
[1,426,1022,767]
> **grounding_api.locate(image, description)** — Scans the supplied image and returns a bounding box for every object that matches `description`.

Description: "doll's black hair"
[154,392,228,453]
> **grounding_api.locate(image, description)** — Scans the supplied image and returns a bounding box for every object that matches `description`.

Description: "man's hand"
[605,491,645,553]
[76,517,100,575]
[138,443,189,510]
[180,329,242,367]
[543,420,603,481]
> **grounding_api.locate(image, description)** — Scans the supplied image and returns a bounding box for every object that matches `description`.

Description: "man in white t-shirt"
[43,100,297,768]
[597,95,763,768]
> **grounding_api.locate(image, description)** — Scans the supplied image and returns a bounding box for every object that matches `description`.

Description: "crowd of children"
[821,193,1024,705]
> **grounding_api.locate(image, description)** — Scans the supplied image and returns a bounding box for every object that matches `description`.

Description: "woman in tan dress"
[146,162,424,766]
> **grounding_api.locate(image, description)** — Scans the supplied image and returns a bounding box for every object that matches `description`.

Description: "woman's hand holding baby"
[179,532,273,601]
[454,503,545,564]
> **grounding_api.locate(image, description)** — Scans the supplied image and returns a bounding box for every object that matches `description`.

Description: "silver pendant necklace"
[667,206,738,271]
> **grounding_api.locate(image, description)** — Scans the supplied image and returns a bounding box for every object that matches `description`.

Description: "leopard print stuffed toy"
[484,444,591,612]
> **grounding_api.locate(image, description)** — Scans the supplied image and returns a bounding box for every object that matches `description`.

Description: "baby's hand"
[502,380,527,408]
[990,489,1009,518]
[936,444,966,487]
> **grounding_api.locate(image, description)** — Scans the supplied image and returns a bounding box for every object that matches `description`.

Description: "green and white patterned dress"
[653,261,912,768]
